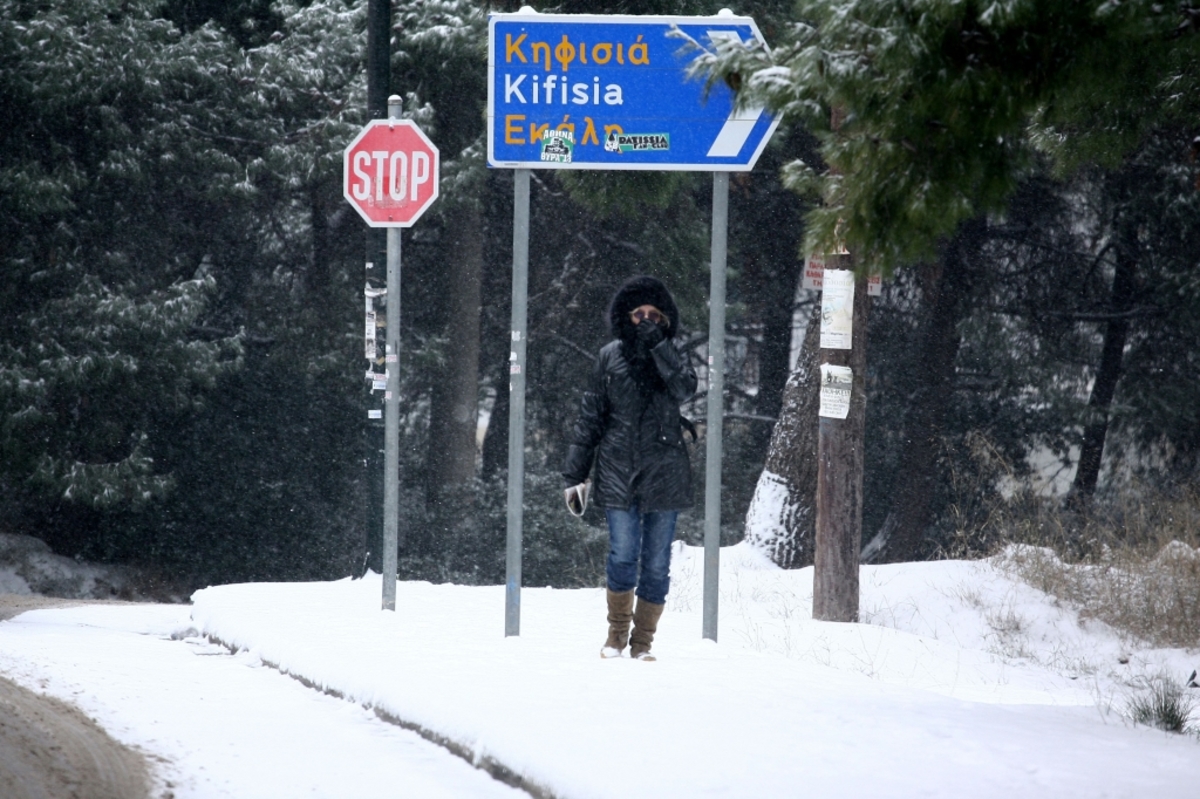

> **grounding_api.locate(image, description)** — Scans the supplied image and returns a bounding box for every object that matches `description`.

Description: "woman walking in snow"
[562,276,697,661]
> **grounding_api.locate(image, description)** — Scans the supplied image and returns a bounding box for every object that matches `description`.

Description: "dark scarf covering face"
[619,331,667,395]
[607,276,680,395]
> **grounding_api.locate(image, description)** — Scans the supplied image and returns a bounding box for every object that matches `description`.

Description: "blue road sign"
[487,11,779,171]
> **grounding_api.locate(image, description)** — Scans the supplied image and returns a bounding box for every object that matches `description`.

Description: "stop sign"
[343,119,440,227]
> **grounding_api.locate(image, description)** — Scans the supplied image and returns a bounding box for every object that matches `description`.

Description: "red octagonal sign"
[344,119,440,227]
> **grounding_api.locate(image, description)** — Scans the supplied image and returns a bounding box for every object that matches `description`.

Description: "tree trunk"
[743,302,821,568]
[862,218,982,563]
[813,268,869,622]
[733,162,807,459]
[427,203,483,500]
[1069,220,1137,500]
[480,371,509,480]
[308,185,330,299]
[752,277,799,450]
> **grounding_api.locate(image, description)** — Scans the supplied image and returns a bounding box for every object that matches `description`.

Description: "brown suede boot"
[629,598,665,661]
[600,589,635,658]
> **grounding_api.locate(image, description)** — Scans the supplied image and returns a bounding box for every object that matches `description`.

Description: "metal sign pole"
[344,95,437,607]
[362,0,389,578]
[486,13,777,640]
[381,95,403,612]
[703,171,729,641]
[505,168,531,636]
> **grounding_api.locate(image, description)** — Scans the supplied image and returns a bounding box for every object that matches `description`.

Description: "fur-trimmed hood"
[607,275,680,340]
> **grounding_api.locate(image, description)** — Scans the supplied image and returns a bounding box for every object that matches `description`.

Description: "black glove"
[636,318,665,348]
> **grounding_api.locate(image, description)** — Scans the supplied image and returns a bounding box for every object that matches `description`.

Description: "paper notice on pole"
[820,269,855,349]
[803,254,825,290]
[867,269,882,297]
[364,311,376,360]
[819,364,852,419]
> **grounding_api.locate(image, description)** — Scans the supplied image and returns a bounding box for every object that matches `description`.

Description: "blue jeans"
[605,503,678,605]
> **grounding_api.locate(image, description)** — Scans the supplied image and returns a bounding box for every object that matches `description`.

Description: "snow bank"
[0,603,524,799]
[187,543,1200,798]
[0,533,129,599]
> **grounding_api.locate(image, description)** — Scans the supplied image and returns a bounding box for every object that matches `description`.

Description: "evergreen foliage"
[1,0,247,523]
[688,0,1200,270]
[0,0,371,584]
[7,0,1197,586]
[860,140,1200,557]
[692,0,1200,559]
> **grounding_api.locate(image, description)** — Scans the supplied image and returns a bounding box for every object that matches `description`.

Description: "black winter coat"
[562,338,697,512]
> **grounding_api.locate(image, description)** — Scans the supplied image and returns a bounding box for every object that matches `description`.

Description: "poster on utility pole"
[820,269,855,349]
[803,254,825,290]
[818,364,853,419]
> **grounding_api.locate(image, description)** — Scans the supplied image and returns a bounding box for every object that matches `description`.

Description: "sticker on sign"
[540,128,574,163]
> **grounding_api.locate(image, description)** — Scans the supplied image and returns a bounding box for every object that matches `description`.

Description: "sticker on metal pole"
[364,311,377,360]
[819,364,852,419]
[819,269,855,350]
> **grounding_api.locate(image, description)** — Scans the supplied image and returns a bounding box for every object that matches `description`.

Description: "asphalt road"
[0,596,152,799]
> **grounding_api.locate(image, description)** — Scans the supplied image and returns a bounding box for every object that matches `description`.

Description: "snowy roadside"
[0,667,150,799]
[0,600,526,799]
[1,541,1198,798]
[0,532,521,798]
[186,543,1200,799]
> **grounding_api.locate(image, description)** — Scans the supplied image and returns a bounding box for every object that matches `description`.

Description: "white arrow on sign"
[705,30,767,158]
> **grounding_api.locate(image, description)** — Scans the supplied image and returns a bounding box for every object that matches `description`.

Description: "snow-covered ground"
[1,542,1198,797]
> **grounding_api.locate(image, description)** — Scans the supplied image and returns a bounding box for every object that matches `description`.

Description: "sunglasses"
[630,308,667,325]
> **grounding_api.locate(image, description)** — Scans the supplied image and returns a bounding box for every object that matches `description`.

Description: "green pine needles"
[688,0,1200,272]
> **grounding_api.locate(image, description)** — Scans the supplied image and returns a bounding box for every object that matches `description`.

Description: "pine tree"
[692,0,1200,562]
[0,0,373,580]
[688,0,1200,270]
[0,0,245,523]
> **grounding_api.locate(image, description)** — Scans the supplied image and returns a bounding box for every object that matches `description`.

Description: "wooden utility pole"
[812,259,869,622]
[812,102,869,622]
